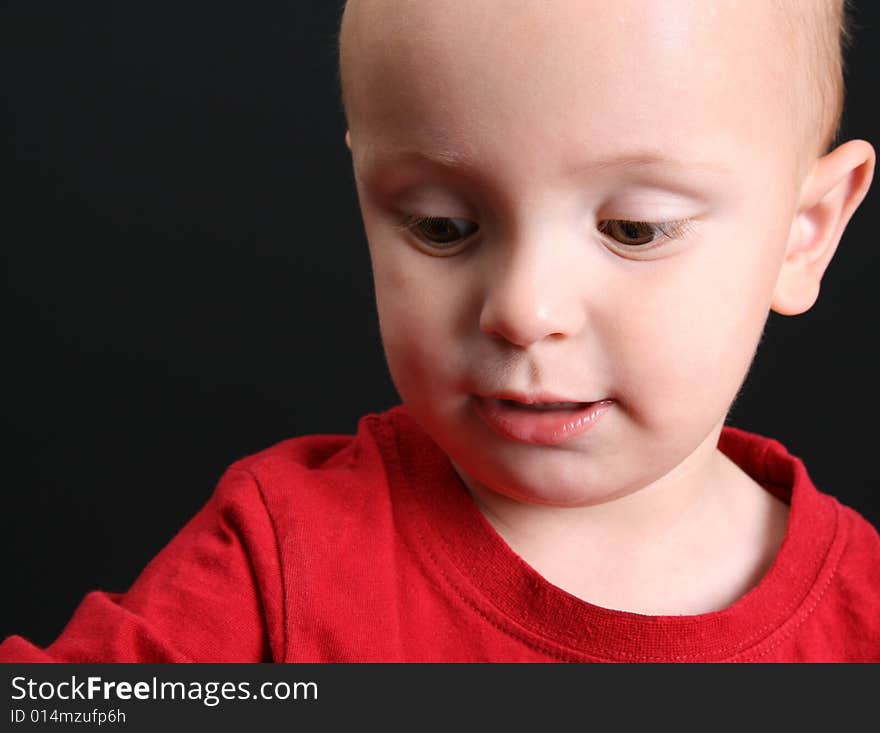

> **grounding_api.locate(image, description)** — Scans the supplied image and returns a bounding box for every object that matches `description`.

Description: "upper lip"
[478,391,596,405]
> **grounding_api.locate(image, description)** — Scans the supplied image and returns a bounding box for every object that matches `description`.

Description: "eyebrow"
[570,151,732,176]
[361,148,732,180]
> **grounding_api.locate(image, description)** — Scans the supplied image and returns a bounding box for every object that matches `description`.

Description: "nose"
[478,241,587,347]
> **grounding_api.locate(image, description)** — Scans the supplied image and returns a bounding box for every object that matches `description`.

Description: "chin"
[454,447,616,507]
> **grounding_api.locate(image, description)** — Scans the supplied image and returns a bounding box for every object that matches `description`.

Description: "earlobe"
[771,139,875,316]
[345,130,352,150]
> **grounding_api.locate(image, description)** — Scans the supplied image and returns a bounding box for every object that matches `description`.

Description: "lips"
[498,399,586,410]
[473,394,613,446]
[489,391,595,406]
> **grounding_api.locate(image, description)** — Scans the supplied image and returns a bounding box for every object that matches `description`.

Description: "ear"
[771,140,875,316]
[345,129,352,150]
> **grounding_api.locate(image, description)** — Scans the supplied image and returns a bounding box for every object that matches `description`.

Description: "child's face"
[345,0,813,505]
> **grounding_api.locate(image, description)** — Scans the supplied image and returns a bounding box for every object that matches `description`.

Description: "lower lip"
[473,397,614,446]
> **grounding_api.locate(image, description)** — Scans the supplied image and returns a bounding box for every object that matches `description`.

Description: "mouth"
[473,395,614,446]
[496,398,589,411]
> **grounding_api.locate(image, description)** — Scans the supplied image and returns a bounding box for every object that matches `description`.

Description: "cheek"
[369,247,467,398]
[609,235,780,426]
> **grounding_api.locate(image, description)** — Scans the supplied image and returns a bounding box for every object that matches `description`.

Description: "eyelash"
[598,218,695,248]
[392,215,476,250]
[394,214,695,253]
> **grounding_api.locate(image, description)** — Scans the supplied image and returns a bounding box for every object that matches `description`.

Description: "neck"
[457,420,727,552]
[451,421,789,614]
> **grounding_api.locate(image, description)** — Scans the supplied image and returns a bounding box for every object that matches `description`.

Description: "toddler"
[2,0,878,662]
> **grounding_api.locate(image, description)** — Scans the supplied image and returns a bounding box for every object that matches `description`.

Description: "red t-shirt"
[2,405,879,662]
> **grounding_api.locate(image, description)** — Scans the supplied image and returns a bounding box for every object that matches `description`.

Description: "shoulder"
[721,425,880,656]
[798,497,880,660]
[792,482,880,659]
[227,407,403,483]
[217,406,408,524]
[833,499,880,591]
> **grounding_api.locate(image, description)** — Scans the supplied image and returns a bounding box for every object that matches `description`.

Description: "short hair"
[337,0,854,158]
[774,0,853,157]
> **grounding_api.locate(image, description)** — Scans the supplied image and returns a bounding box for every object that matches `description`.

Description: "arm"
[0,468,285,662]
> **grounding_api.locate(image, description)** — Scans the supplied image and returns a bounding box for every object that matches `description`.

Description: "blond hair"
[774,0,852,157]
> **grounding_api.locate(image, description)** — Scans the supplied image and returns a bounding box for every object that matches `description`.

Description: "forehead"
[342,0,799,186]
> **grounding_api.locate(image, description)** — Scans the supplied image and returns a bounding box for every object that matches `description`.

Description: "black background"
[4,2,878,647]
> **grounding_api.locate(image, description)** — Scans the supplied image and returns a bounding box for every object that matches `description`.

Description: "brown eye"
[411,216,478,246]
[599,219,659,246]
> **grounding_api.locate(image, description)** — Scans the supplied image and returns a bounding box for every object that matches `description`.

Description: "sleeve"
[0,467,286,663]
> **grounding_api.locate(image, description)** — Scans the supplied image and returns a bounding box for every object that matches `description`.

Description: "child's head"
[336,0,874,507]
